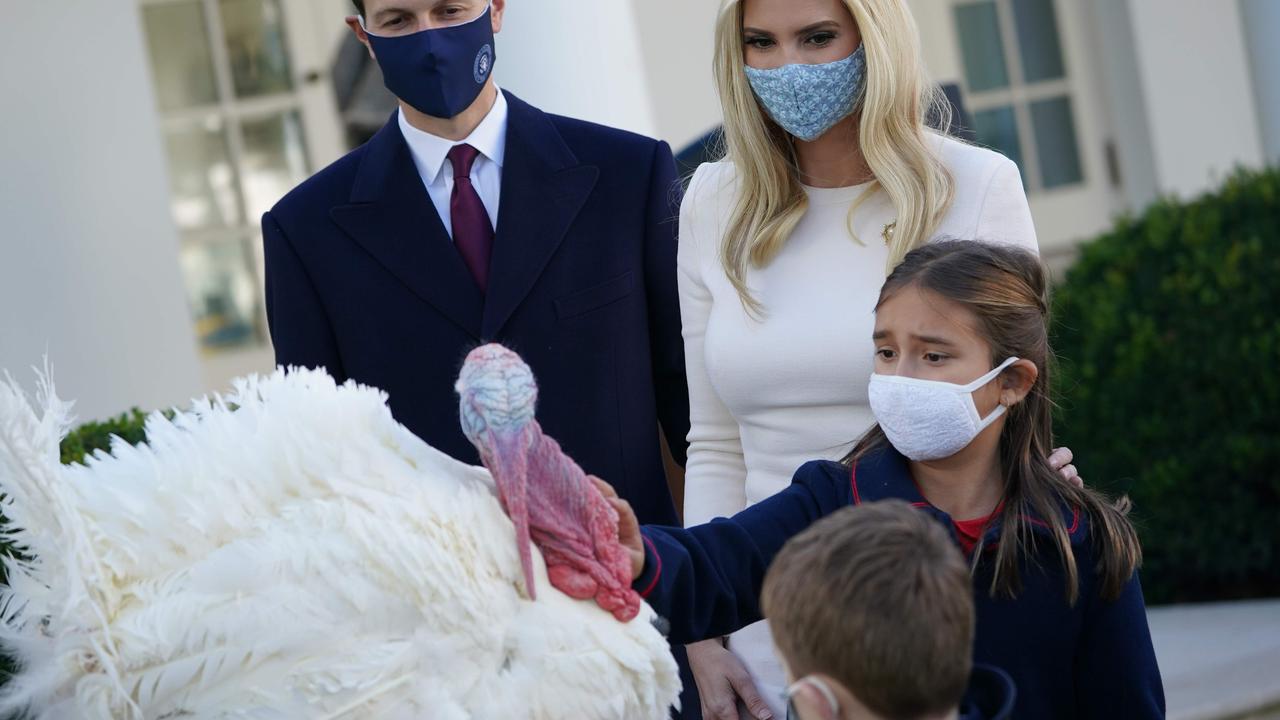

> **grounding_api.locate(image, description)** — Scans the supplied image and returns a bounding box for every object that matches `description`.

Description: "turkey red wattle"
[456,344,642,622]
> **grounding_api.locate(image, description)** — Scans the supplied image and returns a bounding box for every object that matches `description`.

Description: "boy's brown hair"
[761,500,974,719]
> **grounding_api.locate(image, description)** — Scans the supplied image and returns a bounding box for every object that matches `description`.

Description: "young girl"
[610,241,1164,719]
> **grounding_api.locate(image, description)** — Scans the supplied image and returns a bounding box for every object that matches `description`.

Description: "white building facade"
[1,0,1276,420]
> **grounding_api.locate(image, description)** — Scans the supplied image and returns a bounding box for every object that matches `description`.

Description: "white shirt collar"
[398,87,509,184]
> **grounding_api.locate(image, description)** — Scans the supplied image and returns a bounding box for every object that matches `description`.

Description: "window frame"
[953,0,1083,195]
[140,0,311,354]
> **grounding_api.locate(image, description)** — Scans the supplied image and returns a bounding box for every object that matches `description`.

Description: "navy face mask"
[363,4,497,119]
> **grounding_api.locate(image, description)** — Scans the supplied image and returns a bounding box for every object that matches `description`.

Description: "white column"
[630,0,724,151]
[1083,0,1159,211]
[1126,0,1264,198]
[1241,0,1280,165]
[0,0,204,422]
[494,0,660,139]
[283,0,355,169]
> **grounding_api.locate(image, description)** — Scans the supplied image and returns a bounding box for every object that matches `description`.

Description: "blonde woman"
[678,0,1079,717]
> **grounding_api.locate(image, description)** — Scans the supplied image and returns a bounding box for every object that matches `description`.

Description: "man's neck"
[400,81,499,141]
[909,427,1005,521]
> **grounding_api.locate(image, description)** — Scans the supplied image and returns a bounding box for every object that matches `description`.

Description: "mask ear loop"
[966,357,1020,431]
[786,676,840,717]
[960,356,1020,393]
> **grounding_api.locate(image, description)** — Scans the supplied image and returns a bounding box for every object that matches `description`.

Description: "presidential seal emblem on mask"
[475,44,494,84]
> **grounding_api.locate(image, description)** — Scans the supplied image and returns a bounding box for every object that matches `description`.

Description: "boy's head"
[761,500,973,720]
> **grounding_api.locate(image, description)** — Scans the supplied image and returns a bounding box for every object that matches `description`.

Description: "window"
[140,0,311,353]
[953,0,1083,192]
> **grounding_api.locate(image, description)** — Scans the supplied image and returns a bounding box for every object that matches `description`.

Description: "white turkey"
[0,352,680,719]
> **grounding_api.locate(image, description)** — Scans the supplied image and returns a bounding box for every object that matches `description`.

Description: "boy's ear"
[1000,359,1039,407]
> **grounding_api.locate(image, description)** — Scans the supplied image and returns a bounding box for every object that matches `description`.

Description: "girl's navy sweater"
[634,448,1165,719]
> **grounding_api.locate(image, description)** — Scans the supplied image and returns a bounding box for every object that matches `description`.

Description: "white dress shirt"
[397,88,507,239]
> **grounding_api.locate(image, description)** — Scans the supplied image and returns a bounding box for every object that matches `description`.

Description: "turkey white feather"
[0,368,680,719]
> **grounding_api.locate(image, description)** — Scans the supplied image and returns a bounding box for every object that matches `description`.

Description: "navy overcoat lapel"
[330,117,485,339]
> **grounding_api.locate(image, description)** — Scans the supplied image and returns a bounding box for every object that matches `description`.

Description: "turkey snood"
[456,344,642,622]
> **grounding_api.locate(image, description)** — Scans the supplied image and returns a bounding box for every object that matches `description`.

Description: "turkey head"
[456,344,642,621]
[456,343,540,600]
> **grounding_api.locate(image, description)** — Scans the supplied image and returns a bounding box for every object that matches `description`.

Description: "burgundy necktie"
[447,143,495,292]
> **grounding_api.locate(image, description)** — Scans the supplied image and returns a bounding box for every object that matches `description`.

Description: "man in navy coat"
[262,0,689,531]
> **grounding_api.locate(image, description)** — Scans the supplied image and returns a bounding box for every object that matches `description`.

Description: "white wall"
[494,0,659,139]
[631,0,724,151]
[0,0,205,422]
[1128,0,1264,198]
[908,0,964,87]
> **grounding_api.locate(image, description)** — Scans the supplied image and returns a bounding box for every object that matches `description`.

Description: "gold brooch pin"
[881,222,897,246]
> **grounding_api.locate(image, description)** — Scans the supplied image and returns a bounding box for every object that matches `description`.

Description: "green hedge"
[59,409,155,466]
[1052,167,1280,604]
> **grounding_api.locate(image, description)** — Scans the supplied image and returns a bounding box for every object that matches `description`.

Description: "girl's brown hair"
[844,240,1141,602]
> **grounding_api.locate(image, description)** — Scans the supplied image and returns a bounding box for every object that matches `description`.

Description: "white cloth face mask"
[868,357,1020,461]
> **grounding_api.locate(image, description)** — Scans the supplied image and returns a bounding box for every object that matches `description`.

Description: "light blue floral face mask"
[744,45,867,142]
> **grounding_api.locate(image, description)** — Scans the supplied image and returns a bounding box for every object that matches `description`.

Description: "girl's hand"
[687,639,775,720]
[591,477,644,580]
[1049,447,1083,488]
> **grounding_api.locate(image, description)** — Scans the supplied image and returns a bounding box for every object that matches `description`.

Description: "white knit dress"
[677,134,1040,717]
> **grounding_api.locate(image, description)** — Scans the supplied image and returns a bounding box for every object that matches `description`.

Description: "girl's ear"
[1000,359,1039,407]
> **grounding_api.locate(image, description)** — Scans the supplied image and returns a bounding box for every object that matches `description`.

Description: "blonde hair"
[712,0,955,314]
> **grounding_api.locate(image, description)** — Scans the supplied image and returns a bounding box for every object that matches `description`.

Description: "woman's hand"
[687,639,775,720]
[591,477,644,580]
[1049,447,1083,488]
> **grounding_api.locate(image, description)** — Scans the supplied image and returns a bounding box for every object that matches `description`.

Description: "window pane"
[142,1,219,111]
[971,105,1025,181]
[1031,96,1083,188]
[1013,0,1066,82]
[955,2,1009,92]
[219,0,295,98]
[181,238,263,351]
[240,111,310,222]
[164,118,243,230]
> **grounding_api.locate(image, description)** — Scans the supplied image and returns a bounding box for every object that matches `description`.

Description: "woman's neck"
[909,437,1005,521]
[792,114,872,188]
